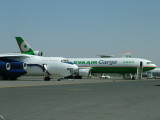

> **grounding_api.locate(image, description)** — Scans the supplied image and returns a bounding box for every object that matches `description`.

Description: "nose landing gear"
[43,64,51,81]
[44,76,51,81]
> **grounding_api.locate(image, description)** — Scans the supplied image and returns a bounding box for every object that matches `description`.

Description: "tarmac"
[0,77,160,120]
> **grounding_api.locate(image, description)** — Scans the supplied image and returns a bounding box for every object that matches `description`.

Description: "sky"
[0,0,160,65]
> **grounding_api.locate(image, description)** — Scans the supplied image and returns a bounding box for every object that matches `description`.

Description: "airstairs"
[136,61,143,80]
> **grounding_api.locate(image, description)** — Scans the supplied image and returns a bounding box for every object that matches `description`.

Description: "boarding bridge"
[136,61,143,80]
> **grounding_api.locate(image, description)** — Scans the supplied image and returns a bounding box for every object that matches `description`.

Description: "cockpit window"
[61,59,74,65]
[61,59,69,63]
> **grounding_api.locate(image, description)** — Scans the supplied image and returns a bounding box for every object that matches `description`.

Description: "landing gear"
[131,76,135,80]
[43,64,51,81]
[64,75,82,79]
[44,76,51,81]
[57,78,63,81]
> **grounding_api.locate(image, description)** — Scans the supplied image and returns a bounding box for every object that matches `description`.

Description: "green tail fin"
[15,37,35,55]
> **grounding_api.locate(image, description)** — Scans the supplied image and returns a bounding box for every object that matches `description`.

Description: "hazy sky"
[0,0,160,65]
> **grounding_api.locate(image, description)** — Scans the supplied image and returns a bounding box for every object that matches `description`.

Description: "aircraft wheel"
[57,78,63,81]
[44,77,50,81]
[132,77,135,80]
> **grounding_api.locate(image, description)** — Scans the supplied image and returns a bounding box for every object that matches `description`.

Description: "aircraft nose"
[67,64,78,75]
[73,64,78,70]
[72,64,79,74]
[152,64,157,68]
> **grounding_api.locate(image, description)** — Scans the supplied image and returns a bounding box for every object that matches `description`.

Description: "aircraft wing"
[0,53,31,80]
[0,53,31,58]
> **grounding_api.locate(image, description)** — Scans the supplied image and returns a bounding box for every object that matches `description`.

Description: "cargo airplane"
[15,37,156,80]
[69,58,156,79]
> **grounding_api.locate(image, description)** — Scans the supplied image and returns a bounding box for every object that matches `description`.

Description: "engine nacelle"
[34,51,43,56]
[10,62,27,70]
[78,69,90,77]
[0,62,11,71]
[0,69,27,80]
[7,69,27,77]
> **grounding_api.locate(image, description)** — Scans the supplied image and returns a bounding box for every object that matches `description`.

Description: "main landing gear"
[44,76,51,81]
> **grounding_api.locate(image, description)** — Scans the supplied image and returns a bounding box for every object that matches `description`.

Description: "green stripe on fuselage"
[82,66,155,73]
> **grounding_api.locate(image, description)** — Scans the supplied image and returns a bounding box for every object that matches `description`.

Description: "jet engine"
[34,51,43,56]
[10,62,27,70]
[78,69,90,77]
[0,62,27,80]
[64,68,91,79]
[0,62,11,71]
[5,69,27,80]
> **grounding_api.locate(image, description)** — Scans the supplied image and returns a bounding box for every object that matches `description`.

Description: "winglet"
[15,37,35,55]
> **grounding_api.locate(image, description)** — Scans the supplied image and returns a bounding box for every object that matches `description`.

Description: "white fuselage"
[147,68,160,76]
[68,58,156,73]
[12,55,78,77]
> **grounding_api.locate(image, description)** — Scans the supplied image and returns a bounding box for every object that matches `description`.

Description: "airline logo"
[74,60,117,65]
[21,41,31,52]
